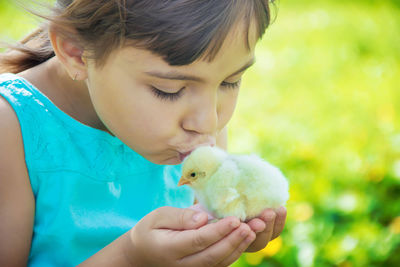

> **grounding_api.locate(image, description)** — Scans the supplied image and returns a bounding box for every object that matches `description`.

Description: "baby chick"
[178,146,289,221]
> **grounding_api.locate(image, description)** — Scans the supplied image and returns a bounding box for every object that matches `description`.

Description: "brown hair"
[0,0,276,74]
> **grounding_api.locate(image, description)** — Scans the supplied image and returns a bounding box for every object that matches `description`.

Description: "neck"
[18,57,111,134]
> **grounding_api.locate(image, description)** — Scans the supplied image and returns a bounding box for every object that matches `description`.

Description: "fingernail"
[274,206,286,214]
[245,234,255,244]
[256,226,266,233]
[193,213,204,222]
[241,229,249,237]
[265,211,276,221]
[230,219,240,228]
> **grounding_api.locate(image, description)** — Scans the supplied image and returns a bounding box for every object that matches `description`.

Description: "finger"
[150,206,208,230]
[218,231,256,267]
[245,228,272,252]
[246,218,266,233]
[271,206,287,240]
[260,209,276,241]
[173,216,241,255]
[188,203,215,220]
[245,210,276,252]
[179,223,253,266]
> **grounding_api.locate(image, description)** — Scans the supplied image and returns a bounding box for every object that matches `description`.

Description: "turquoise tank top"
[0,73,194,266]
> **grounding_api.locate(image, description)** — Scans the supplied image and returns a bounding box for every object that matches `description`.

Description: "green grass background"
[1,0,400,266]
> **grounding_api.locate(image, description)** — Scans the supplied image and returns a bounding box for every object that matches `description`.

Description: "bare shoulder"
[0,94,29,173]
[0,95,35,266]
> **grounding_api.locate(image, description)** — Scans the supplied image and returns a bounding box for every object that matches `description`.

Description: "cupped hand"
[128,206,256,267]
[187,204,287,253]
[244,206,287,252]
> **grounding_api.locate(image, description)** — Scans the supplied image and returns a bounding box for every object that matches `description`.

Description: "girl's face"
[84,22,257,165]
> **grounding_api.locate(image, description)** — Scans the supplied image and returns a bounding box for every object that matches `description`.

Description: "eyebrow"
[144,58,256,82]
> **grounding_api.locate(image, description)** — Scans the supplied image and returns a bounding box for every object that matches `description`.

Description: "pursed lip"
[179,151,192,162]
[178,143,215,162]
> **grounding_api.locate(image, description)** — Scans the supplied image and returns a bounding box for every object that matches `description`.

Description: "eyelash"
[221,79,242,89]
[151,86,184,101]
[151,79,241,101]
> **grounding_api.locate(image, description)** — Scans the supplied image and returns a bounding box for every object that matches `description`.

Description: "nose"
[182,91,219,135]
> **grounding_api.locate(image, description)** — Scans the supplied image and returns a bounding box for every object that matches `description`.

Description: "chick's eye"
[190,172,196,178]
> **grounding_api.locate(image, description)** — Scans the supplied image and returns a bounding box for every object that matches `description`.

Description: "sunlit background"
[1,0,400,266]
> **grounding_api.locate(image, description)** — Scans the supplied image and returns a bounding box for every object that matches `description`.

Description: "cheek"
[87,76,176,139]
[218,91,239,127]
[112,94,175,137]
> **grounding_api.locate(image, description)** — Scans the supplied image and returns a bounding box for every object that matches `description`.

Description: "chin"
[137,147,184,165]
[162,158,182,165]
[146,155,181,166]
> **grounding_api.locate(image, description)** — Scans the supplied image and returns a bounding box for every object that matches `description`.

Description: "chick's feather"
[180,146,289,221]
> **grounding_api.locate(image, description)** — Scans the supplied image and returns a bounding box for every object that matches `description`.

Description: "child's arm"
[0,96,35,266]
[79,206,255,266]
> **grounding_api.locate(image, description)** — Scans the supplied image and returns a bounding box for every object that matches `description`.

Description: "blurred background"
[1,0,400,266]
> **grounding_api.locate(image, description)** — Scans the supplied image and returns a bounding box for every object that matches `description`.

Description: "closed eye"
[151,79,240,101]
[221,79,241,89]
[151,86,185,101]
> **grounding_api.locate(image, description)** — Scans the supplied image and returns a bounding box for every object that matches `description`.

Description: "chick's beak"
[178,176,191,186]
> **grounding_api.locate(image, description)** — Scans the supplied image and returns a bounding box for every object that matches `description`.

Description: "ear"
[48,25,88,81]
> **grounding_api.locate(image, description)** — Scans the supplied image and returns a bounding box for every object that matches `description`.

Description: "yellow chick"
[178,146,289,221]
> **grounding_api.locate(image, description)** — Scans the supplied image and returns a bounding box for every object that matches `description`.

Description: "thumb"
[188,203,215,221]
[150,206,208,230]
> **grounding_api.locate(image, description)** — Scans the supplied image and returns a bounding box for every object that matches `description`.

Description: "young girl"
[0,0,287,266]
